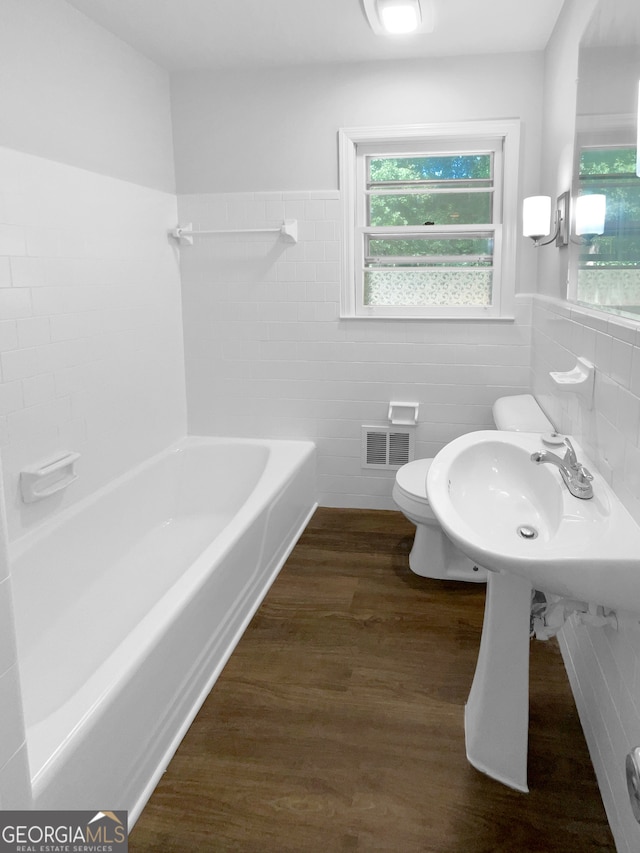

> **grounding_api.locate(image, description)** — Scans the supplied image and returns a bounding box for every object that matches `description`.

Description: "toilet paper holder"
[388,401,419,426]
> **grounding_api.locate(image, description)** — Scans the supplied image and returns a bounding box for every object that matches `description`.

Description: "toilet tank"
[492,394,554,433]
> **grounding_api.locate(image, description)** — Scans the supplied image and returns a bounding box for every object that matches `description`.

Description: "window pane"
[368,154,492,184]
[580,147,636,176]
[576,146,640,315]
[368,192,493,226]
[364,269,493,307]
[367,235,493,265]
[577,147,640,266]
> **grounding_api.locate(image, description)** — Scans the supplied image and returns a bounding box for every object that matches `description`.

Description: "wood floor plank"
[129,508,615,852]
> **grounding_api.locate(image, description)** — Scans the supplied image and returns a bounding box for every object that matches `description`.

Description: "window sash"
[339,121,519,319]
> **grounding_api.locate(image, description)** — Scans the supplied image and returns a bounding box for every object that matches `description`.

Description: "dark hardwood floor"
[129,508,615,852]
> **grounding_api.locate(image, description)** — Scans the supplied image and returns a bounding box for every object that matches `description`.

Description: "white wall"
[174,53,543,507]
[535,2,640,850]
[0,0,185,806]
[0,0,176,192]
[171,53,543,198]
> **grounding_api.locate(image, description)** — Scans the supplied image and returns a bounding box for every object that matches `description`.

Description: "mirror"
[569,0,640,319]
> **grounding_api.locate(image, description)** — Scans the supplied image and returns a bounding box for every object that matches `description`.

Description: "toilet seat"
[392,458,436,522]
[394,457,431,501]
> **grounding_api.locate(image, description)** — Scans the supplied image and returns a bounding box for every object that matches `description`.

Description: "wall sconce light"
[523,192,570,247]
[575,194,606,239]
[362,0,436,35]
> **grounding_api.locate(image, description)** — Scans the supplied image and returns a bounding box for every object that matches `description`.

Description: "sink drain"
[517,525,538,540]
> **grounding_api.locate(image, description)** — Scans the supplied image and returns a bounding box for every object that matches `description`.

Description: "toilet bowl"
[392,394,555,583]
[393,458,488,582]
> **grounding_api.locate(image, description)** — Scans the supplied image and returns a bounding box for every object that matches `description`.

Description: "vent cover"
[361,425,415,469]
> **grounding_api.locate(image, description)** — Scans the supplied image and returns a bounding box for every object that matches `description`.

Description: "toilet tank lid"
[492,394,555,432]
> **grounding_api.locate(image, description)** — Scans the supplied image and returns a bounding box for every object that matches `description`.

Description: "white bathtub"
[9,436,316,825]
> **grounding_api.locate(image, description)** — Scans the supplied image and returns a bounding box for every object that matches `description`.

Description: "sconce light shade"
[362,0,436,35]
[575,194,606,237]
[379,0,419,32]
[523,196,552,239]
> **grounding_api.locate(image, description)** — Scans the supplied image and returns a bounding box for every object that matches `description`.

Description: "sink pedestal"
[465,570,532,792]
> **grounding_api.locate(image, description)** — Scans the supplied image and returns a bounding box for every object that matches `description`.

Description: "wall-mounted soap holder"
[20,451,80,503]
[549,357,595,409]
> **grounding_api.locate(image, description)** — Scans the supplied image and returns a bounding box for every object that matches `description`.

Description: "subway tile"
[50,312,103,342]
[0,258,11,287]
[630,346,640,399]
[608,316,637,345]
[624,441,640,504]
[24,226,62,258]
[594,372,619,426]
[594,332,612,375]
[304,199,326,220]
[1,347,43,382]
[611,338,633,389]
[0,289,31,320]
[22,374,56,408]
[0,225,26,256]
[0,383,22,416]
[282,191,311,201]
[315,261,339,282]
[16,316,51,349]
[616,387,640,444]
[7,396,71,442]
[10,256,45,288]
[0,322,18,353]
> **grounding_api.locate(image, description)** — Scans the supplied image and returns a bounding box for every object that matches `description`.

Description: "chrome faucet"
[530,437,594,499]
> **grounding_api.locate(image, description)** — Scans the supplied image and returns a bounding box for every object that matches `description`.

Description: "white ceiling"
[65,0,567,72]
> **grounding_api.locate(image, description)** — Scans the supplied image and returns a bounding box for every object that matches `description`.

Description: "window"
[339,121,520,318]
[573,144,640,315]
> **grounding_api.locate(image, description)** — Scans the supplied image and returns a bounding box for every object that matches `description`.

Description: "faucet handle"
[576,464,593,484]
[563,437,579,469]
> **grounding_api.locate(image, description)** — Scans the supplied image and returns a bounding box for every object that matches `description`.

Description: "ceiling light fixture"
[362,0,436,36]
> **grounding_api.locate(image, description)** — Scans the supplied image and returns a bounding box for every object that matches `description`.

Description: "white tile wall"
[0,144,189,808]
[0,455,29,806]
[179,190,532,508]
[0,146,187,541]
[532,294,640,853]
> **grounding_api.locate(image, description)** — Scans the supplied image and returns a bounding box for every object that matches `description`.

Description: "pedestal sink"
[426,430,640,791]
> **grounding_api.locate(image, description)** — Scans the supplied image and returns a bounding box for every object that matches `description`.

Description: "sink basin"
[426,430,640,614]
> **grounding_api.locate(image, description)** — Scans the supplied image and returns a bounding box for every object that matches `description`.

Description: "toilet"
[392,394,555,583]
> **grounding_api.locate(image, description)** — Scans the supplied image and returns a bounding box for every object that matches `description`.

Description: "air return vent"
[361,426,415,469]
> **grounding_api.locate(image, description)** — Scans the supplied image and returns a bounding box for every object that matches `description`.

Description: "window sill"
[338,313,516,322]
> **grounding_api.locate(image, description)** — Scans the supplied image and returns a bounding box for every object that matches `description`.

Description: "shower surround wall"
[0,146,186,541]
[0,0,185,807]
[178,190,532,508]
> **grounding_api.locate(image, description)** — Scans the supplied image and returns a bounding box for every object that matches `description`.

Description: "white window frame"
[339,120,520,319]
